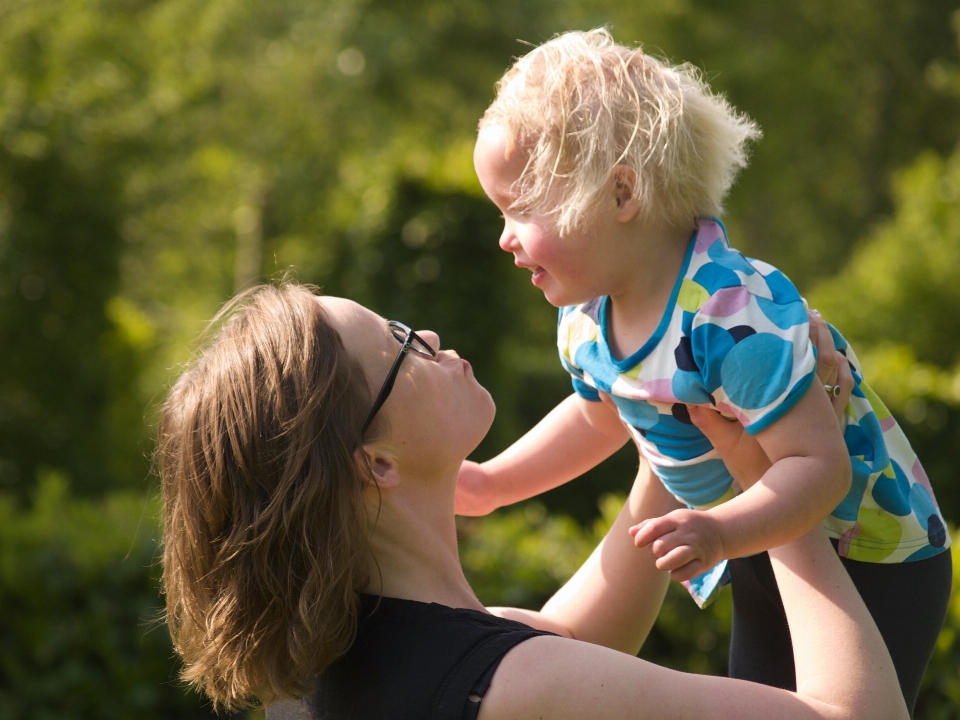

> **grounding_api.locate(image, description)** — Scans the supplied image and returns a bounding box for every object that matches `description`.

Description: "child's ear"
[611,166,641,222]
[354,445,402,489]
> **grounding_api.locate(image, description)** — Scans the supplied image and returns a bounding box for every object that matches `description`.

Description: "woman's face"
[317,296,495,474]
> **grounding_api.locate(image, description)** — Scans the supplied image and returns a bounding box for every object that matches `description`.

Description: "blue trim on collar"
[709,216,730,246]
[598,227,698,373]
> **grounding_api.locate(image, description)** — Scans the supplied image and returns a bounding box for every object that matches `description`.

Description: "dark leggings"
[728,545,952,717]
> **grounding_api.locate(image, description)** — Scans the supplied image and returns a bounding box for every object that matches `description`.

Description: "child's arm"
[455,393,630,516]
[633,313,854,581]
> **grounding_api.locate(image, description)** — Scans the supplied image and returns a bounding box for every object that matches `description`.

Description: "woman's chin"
[463,391,497,458]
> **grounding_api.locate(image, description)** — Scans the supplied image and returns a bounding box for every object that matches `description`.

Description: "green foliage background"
[1,0,960,716]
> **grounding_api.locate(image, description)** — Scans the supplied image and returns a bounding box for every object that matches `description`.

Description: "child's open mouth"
[530,267,547,286]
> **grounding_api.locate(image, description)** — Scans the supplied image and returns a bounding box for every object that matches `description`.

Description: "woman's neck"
[362,475,485,612]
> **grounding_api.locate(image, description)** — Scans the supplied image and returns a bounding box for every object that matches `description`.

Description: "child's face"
[474,125,612,307]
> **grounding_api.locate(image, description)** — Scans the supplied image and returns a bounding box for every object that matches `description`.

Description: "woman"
[158,282,907,720]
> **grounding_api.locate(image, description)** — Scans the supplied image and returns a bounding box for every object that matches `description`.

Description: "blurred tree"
[0,0,157,499]
[3,0,960,512]
[1,0,959,715]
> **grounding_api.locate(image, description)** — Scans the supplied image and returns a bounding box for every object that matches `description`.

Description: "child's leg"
[728,547,953,717]
[837,547,952,714]
[728,553,795,690]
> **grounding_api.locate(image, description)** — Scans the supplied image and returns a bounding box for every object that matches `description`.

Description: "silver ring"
[824,384,841,397]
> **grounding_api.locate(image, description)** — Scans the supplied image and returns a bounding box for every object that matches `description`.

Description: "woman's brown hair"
[157,283,373,711]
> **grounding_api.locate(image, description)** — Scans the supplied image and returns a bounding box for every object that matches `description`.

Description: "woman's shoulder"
[267,595,552,720]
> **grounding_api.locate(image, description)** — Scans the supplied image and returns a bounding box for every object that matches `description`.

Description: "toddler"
[459,29,952,712]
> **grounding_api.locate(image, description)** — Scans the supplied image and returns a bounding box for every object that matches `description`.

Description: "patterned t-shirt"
[558,217,950,606]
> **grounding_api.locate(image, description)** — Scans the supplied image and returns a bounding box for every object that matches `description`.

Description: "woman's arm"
[455,393,630,516]
[479,523,908,720]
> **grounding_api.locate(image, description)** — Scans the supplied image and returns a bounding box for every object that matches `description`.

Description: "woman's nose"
[418,329,441,353]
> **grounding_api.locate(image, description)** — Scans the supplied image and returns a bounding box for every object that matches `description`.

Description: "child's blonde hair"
[481,29,760,235]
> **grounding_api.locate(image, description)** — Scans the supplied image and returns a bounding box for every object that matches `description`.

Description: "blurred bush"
[0,474,218,719]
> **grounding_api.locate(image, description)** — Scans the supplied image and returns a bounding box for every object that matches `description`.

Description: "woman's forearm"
[768,526,908,719]
[536,461,680,654]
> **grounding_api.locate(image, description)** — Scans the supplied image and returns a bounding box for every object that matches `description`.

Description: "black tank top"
[266,594,553,720]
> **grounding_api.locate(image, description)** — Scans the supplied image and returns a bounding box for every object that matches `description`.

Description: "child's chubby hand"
[629,511,725,582]
[455,461,500,516]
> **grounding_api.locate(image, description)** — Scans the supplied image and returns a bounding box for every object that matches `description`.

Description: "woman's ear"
[611,166,641,222]
[354,445,402,489]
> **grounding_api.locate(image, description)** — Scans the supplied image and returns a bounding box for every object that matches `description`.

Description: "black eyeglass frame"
[361,321,437,435]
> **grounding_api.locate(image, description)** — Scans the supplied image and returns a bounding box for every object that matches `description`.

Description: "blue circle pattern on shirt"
[574,338,717,462]
[610,394,659,429]
[720,333,795,411]
[763,269,800,304]
[657,459,732,507]
[691,323,736,394]
[707,239,756,276]
[909,480,938,532]
[872,459,913,517]
[638,412,715,461]
[692,262,740,294]
[675,320,795,413]
[573,342,617,394]
[757,296,810,331]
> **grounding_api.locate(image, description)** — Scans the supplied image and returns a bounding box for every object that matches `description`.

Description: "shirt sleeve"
[557,306,603,402]
[570,377,601,401]
[688,266,817,435]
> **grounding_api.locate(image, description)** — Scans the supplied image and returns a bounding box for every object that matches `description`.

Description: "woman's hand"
[688,309,853,491]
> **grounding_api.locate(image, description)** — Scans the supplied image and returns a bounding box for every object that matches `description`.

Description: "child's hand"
[629,510,725,582]
[454,461,500,516]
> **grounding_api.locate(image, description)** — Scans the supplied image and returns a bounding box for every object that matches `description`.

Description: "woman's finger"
[831,349,854,421]
[808,309,839,387]
[687,405,742,452]
[808,307,820,348]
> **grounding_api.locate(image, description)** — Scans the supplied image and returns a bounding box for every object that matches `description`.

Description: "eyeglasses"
[361,321,437,434]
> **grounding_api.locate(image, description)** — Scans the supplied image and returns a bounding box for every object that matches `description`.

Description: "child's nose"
[498,226,518,252]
